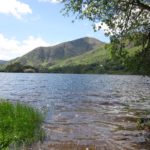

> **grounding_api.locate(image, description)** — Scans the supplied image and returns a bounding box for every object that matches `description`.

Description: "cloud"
[0,33,57,60]
[0,0,32,19]
[38,0,61,3]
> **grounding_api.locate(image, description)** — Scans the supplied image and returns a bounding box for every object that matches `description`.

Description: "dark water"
[0,73,150,150]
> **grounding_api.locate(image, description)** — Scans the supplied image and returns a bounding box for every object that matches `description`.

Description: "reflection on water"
[0,73,150,149]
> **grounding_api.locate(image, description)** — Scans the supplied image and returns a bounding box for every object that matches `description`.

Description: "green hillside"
[0,36,144,74]
[10,37,104,67]
[48,45,140,74]
[49,45,109,68]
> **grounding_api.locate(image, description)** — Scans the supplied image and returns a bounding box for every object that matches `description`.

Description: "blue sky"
[0,0,109,60]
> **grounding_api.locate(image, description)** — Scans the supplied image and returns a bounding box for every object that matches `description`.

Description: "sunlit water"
[0,73,150,150]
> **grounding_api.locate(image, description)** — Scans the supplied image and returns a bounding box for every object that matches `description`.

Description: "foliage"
[48,61,126,74]
[0,100,44,149]
[0,43,148,74]
[1,44,140,74]
[62,0,150,37]
[5,62,24,72]
[0,65,5,72]
[126,48,150,75]
[5,62,37,73]
[48,45,137,74]
[61,0,150,75]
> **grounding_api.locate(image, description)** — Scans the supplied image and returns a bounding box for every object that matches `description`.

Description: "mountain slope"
[49,45,109,68]
[14,37,104,67]
[2,40,141,74]
[48,45,141,74]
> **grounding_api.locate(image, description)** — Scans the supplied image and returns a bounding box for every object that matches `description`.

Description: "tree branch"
[135,0,150,11]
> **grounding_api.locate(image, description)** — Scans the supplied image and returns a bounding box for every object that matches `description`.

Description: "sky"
[0,0,109,60]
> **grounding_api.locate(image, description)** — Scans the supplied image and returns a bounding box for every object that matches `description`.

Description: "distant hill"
[48,46,140,74]
[1,36,146,74]
[49,45,109,69]
[12,37,104,67]
[0,60,7,64]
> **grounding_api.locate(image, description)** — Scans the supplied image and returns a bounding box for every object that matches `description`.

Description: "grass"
[0,100,44,149]
[48,45,141,74]
[49,46,109,69]
[49,45,141,69]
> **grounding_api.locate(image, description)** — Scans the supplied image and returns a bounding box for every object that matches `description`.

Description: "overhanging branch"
[135,0,150,11]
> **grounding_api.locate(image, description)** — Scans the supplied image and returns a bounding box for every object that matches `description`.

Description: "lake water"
[0,73,150,150]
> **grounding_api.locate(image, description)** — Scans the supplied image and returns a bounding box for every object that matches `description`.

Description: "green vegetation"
[61,0,149,48]
[3,62,37,73]
[0,65,5,72]
[0,2,149,75]
[10,37,103,67]
[61,0,150,75]
[0,36,149,75]
[48,43,142,74]
[0,100,44,149]
[48,46,110,73]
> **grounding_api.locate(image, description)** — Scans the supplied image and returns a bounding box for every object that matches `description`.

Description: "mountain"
[2,38,141,74]
[49,45,108,69]
[13,37,104,67]
[48,46,140,74]
[2,36,146,74]
[0,60,7,64]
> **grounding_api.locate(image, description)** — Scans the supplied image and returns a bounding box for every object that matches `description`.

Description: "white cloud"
[0,33,57,60]
[0,0,32,19]
[38,0,61,3]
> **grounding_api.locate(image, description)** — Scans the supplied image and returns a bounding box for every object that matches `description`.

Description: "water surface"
[0,73,150,149]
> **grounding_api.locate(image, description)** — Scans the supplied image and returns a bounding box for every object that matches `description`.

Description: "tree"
[61,0,150,74]
[5,62,24,72]
[62,0,150,48]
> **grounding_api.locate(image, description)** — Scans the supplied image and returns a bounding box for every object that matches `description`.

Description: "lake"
[0,73,150,149]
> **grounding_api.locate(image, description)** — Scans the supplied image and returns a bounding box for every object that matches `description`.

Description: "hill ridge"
[11,37,104,67]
